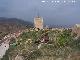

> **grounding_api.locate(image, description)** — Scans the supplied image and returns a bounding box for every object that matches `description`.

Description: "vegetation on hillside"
[1,29,80,60]
[0,17,33,39]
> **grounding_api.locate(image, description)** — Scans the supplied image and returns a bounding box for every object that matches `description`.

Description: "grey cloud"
[0,0,80,25]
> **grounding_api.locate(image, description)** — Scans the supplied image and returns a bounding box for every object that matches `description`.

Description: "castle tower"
[34,16,43,29]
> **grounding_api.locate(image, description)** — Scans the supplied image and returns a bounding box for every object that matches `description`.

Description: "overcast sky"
[0,0,80,25]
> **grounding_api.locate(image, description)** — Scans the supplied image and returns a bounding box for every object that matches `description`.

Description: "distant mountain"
[49,24,72,28]
[0,17,33,39]
[0,17,33,26]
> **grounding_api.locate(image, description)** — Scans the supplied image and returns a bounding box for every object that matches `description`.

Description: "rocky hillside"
[0,17,33,39]
[2,29,80,60]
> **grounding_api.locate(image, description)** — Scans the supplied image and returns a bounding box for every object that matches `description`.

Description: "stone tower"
[34,16,43,29]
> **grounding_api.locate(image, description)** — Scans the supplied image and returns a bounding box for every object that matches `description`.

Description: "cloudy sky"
[0,0,80,25]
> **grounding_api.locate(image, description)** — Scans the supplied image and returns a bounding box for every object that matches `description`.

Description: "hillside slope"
[0,17,33,39]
